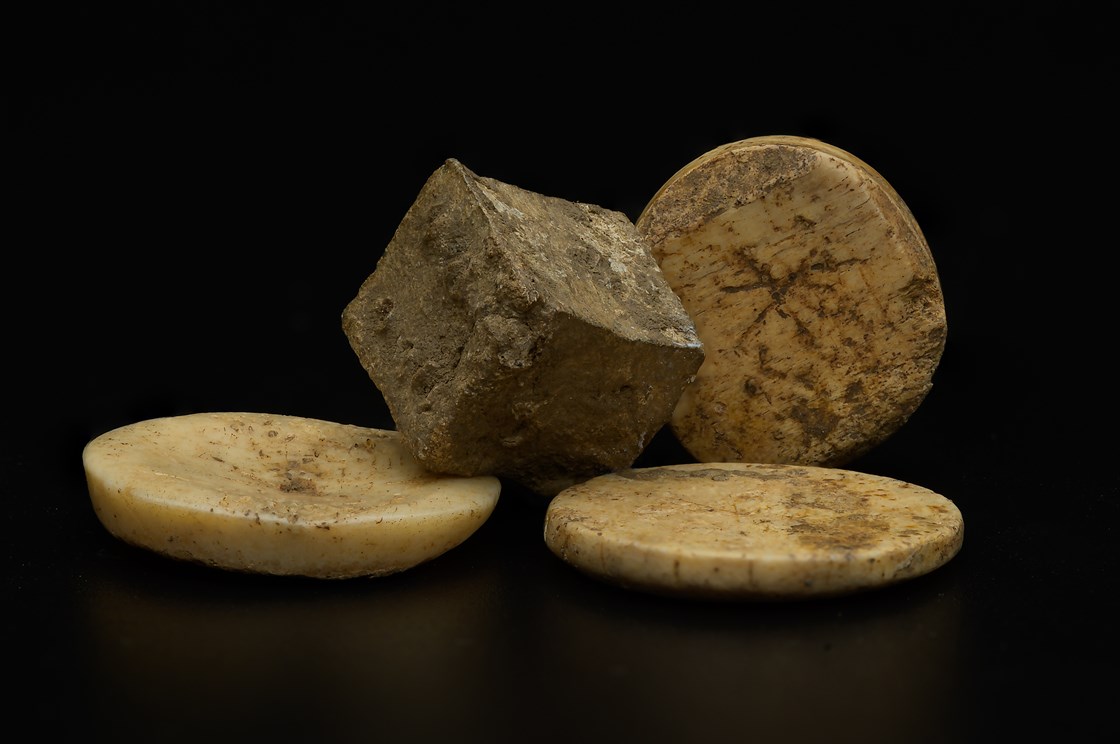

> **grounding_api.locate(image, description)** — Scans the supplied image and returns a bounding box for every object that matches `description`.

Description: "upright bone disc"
[636,135,947,466]
[82,412,501,578]
[544,462,964,600]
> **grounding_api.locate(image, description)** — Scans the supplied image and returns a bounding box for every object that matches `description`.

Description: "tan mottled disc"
[636,135,947,466]
[544,463,963,599]
[82,412,501,578]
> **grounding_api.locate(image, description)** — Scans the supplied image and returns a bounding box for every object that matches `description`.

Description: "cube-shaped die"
[343,159,704,496]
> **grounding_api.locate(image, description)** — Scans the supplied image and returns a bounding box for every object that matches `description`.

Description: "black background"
[5,3,1115,743]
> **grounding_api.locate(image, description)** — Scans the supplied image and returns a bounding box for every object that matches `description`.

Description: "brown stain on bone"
[781,480,890,551]
[637,136,946,467]
[787,513,891,551]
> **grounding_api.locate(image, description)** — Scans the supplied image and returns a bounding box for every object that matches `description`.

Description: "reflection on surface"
[82,518,509,741]
[80,489,966,743]
[520,565,966,742]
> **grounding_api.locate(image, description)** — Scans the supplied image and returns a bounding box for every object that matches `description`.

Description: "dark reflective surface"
[10,430,1115,743]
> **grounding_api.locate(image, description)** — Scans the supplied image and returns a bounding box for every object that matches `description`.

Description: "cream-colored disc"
[83,412,501,578]
[636,135,947,466]
[544,462,963,599]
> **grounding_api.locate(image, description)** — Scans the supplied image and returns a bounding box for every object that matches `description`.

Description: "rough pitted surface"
[636,135,947,467]
[544,462,964,600]
[343,158,704,496]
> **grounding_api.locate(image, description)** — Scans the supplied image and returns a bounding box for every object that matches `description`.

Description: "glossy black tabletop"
[6,5,1114,742]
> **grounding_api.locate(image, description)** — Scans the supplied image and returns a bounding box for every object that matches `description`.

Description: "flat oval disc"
[544,462,963,599]
[83,412,501,578]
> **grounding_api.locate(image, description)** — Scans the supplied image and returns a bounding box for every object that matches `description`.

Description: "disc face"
[636,135,947,466]
[82,412,501,578]
[544,462,963,599]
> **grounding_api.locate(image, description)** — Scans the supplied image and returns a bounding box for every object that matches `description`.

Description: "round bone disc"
[636,135,947,466]
[83,412,501,578]
[544,462,963,599]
